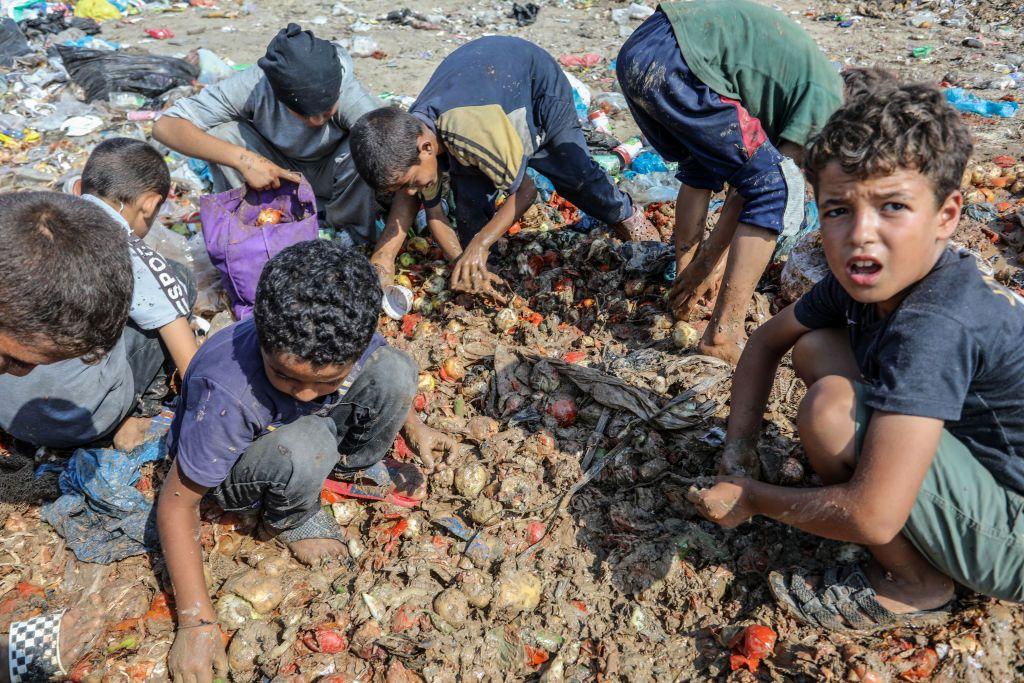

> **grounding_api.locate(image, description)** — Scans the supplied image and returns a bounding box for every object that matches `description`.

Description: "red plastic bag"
[144,28,174,39]
[729,624,777,672]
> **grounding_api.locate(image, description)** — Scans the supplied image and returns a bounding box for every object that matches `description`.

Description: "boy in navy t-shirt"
[689,83,1024,630]
[157,241,451,681]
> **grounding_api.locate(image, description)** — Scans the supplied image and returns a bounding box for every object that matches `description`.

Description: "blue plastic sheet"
[945,88,1019,119]
[41,437,165,564]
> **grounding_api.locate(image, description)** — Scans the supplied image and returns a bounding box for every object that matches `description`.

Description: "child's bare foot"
[698,332,744,366]
[864,559,955,614]
[112,416,152,452]
[287,537,347,567]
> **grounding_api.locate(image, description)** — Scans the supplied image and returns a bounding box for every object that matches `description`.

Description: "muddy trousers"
[211,346,417,531]
[205,120,380,245]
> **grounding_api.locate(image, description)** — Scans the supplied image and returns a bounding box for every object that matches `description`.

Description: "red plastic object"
[728,624,777,673]
[144,28,174,39]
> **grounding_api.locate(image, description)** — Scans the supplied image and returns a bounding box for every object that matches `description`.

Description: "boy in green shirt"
[616,0,845,364]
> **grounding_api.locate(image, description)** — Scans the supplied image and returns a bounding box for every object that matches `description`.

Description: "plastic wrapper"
[57,45,199,102]
[187,232,229,316]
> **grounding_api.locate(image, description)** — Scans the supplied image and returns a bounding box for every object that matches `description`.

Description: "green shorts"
[854,383,1024,602]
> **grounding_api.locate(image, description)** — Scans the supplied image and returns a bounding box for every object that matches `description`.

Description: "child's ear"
[71,178,82,196]
[936,190,963,240]
[140,192,165,221]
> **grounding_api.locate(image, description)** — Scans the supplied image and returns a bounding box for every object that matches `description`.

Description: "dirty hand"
[168,623,228,683]
[403,420,454,471]
[450,242,508,304]
[686,477,756,529]
[237,151,301,190]
[370,254,396,287]
[719,440,762,479]
[669,268,707,319]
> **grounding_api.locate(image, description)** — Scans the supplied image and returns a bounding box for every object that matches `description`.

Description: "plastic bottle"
[631,150,668,174]
[107,91,147,112]
[588,110,611,134]
[197,48,235,85]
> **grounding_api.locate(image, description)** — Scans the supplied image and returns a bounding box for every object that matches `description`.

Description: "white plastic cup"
[382,285,413,320]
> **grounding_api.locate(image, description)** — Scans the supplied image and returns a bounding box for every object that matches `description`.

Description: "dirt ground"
[2,0,1024,681]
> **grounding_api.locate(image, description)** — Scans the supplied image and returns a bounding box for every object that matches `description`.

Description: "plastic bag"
[196,47,234,85]
[18,11,100,39]
[57,45,199,102]
[199,178,319,320]
[945,87,1019,118]
[73,0,122,22]
[186,232,229,317]
[0,18,32,66]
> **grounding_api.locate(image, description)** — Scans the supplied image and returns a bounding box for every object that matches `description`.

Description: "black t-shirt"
[794,249,1024,494]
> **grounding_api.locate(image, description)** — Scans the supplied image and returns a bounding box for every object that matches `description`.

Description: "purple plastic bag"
[199,178,319,320]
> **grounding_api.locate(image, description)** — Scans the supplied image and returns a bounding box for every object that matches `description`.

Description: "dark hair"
[80,137,171,204]
[840,66,898,100]
[805,82,973,204]
[350,107,424,191]
[0,192,133,362]
[254,240,382,366]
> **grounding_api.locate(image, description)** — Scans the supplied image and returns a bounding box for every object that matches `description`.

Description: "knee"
[365,347,417,404]
[797,375,857,479]
[255,416,338,485]
[792,329,833,385]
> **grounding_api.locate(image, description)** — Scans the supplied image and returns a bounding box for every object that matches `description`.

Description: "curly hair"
[254,240,382,367]
[840,66,897,100]
[350,107,424,191]
[805,82,973,204]
[0,192,133,362]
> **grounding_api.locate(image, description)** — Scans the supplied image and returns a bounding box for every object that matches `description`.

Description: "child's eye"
[883,202,907,211]
[824,207,848,218]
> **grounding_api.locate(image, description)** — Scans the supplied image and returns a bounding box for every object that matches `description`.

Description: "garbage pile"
[1,0,1024,681]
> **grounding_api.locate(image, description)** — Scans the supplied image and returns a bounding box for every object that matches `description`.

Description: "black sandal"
[768,565,953,633]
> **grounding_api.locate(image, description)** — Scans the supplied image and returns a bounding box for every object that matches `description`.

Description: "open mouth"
[846,257,883,285]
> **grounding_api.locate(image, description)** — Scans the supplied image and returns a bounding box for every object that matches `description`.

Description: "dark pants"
[211,345,417,530]
[616,9,803,236]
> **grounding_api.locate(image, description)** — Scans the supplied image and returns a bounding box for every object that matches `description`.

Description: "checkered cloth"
[8,611,65,682]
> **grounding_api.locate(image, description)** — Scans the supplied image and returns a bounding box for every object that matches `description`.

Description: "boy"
[0,138,197,453]
[689,83,1024,630]
[616,0,845,364]
[157,241,451,681]
[0,190,133,682]
[350,36,659,301]
[153,23,383,245]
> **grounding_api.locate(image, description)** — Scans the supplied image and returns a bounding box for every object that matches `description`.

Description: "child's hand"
[168,623,228,683]
[686,477,756,528]
[450,243,508,304]
[402,418,454,471]
[720,439,762,479]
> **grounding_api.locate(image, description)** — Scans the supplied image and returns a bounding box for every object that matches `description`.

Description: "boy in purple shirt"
[157,240,450,681]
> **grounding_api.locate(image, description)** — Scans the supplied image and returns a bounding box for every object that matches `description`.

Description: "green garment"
[660,0,843,146]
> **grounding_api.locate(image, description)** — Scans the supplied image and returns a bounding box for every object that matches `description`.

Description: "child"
[616,0,846,364]
[350,36,659,301]
[157,240,451,681]
[153,23,382,244]
[0,138,197,452]
[0,190,134,681]
[689,83,1024,630]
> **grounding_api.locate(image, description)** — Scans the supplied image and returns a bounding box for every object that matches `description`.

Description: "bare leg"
[672,184,712,275]
[797,374,955,614]
[113,416,151,452]
[695,223,776,365]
